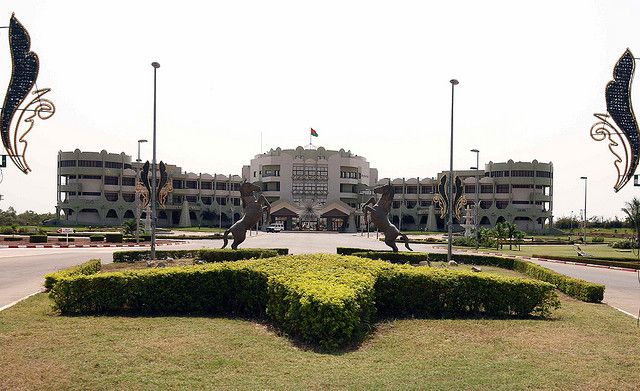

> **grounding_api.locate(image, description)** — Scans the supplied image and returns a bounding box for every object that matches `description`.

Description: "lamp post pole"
[447,79,459,263]
[580,176,587,243]
[135,139,147,244]
[471,149,479,250]
[150,62,160,260]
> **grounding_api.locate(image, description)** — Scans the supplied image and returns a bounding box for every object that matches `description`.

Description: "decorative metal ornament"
[0,13,55,174]
[591,48,640,192]
[433,174,466,221]
[136,161,173,209]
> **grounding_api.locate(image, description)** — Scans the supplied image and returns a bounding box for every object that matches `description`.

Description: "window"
[104,176,119,185]
[292,184,304,193]
[263,169,280,177]
[293,166,305,176]
[496,184,509,193]
[82,192,101,196]
[201,196,212,205]
[512,184,533,189]
[511,170,535,177]
[512,200,531,205]
[340,171,358,179]
[392,201,401,209]
[536,171,552,178]
[263,182,280,191]
[317,166,328,177]
[186,195,197,203]
[231,197,241,206]
[465,185,476,193]
[201,181,212,190]
[122,193,135,202]
[231,183,240,191]
[78,160,103,168]
[172,180,184,189]
[82,175,101,180]
[186,181,198,189]
[216,182,227,191]
[496,200,509,209]
[406,186,417,194]
[124,163,132,169]
[489,170,510,178]
[480,200,492,209]
[393,186,403,194]
[480,185,493,193]
[105,192,118,201]
[105,161,123,169]
[216,197,227,205]
[172,195,183,204]
[406,201,417,209]
[420,186,434,194]
[122,177,135,186]
[420,200,431,207]
[59,160,76,167]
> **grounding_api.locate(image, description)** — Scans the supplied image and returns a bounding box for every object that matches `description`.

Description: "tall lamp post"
[150,61,160,260]
[135,139,148,244]
[580,176,587,243]
[470,149,480,250]
[447,79,459,263]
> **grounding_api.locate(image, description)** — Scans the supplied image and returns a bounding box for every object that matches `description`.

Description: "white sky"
[0,0,639,221]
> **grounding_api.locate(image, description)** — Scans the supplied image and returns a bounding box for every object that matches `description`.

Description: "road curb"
[0,242,184,249]
[0,290,43,312]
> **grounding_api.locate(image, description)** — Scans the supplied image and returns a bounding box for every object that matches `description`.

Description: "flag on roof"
[310,128,318,137]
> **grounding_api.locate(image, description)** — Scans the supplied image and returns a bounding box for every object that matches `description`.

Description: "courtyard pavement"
[1,232,638,319]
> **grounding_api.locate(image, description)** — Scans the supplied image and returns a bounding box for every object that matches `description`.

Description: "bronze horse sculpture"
[362,183,413,252]
[222,181,271,250]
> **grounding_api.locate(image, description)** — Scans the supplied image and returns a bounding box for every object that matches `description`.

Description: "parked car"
[266,222,285,232]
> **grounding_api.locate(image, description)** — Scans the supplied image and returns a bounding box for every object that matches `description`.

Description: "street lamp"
[580,176,587,243]
[135,139,148,244]
[447,79,459,263]
[150,61,160,260]
[470,148,479,250]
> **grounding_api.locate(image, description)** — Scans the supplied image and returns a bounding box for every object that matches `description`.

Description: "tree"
[621,197,640,244]
[121,220,138,236]
[491,222,508,250]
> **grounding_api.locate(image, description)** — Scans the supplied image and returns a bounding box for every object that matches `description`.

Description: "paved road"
[1,232,638,318]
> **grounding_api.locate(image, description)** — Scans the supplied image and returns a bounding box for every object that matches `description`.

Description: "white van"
[266,222,285,232]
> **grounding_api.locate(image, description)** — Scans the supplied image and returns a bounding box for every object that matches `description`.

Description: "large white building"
[56,147,553,232]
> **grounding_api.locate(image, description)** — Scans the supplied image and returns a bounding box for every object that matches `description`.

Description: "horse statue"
[222,181,271,250]
[362,183,413,252]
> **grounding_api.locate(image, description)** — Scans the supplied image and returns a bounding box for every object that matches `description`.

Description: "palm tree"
[492,222,508,250]
[621,197,640,245]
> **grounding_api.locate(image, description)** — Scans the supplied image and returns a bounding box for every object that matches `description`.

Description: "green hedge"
[370,252,604,303]
[112,248,288,263]
[90,235,104,242]
[50,255,558,351]
[3,236,22,241]
[105,233,123,243]
[351,251,430,265]
[44,259,101,290]
[531,254,640,270]
[29,235,47,243]
[337,247,385,255]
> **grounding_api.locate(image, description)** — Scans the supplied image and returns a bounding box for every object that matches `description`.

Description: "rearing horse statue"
[222,181,271,250]
[362,183,413,252]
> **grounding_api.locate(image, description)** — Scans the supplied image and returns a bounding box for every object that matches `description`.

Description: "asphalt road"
[1,233,638,318]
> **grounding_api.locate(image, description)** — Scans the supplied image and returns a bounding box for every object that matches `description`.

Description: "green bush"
[44,259,101,290]
[591,236,605,243]
[609,240,638,249]
[3,236,22,241]
[530,254,640,270]
[112,248,287,263]
[105,233,123,243]
[29,235,47,243]
[337,247,385,255]
[350,251,430,265]
[50,255,559,351]
[90,235,105,242]
[426,253,603,302]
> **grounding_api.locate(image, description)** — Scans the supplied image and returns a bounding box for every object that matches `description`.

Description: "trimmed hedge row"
[44,259,101,290]
[336,247,385,255]
[29,235,47,243]
[401,252,604,303]
[50,255,558,351]
[112,248,289,263]
[351,251,430,265]
[531,254,640,270]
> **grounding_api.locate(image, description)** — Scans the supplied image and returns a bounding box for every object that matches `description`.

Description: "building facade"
[56,148,553,232]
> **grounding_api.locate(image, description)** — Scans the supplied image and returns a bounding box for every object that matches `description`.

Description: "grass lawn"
[1,292,639,390]
[465,244,640,261]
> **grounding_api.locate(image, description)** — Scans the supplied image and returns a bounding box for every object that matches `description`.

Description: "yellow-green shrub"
[49,255,558,351]
[44,259,101,290]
